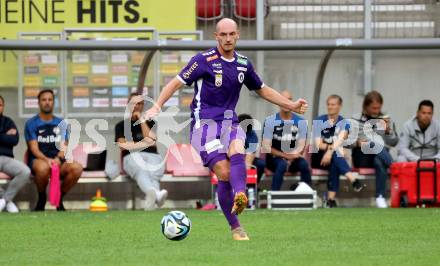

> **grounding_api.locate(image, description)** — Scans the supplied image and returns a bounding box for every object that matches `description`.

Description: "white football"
[161,211,191,241]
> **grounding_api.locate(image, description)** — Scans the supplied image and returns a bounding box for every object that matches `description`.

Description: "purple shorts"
[190,120,245,170]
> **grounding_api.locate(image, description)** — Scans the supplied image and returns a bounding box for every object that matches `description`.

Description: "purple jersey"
[177,47,264,127]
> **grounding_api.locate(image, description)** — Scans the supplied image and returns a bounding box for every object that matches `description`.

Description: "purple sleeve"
[177,54,205,86]
[244,60,264,91]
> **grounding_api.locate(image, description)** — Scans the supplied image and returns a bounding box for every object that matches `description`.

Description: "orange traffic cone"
[89,189,108,212]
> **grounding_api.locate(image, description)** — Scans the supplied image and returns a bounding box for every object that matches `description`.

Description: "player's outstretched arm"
[144,77,184,119]
[256,85,308,114]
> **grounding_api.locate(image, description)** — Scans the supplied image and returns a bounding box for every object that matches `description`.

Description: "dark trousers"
[266,155,311,191]
[352,147,393,197]
[312,151,351,192]
[252,158,266,183]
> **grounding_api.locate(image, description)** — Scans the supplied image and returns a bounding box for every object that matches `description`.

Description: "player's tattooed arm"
[256,86,308,114]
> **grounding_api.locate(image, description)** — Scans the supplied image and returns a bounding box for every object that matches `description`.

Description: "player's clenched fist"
[291,98,308,114]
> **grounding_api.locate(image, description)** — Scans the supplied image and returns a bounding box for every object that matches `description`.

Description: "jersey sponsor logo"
[206,54,218,62]
[238,72,245,83]
[237,66,247,71]
[211,63,222,68]
[213,69,222,74]
[37,135,62,144]
[182,62,199,79]
[215,74,222,87]
[202,50,216,56]
[237,57,247,66]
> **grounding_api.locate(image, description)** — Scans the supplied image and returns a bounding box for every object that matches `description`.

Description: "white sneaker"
[0,198,6,212]
[376,195,388,208]
[144,189,157,211]
[6,201,19,213]
[156,189,168,208]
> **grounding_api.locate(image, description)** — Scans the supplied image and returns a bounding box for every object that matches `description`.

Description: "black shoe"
[34,193,47,211]
[56,201,66,211]
[326,199,337,208]
[352,179,366,192]
[34,205,45,212]
[289,183,299,191]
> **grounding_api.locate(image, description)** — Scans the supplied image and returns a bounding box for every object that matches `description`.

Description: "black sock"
[57,193,66,211]
[34,192,47,211]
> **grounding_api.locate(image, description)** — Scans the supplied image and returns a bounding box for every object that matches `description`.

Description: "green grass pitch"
[1,209,439,265]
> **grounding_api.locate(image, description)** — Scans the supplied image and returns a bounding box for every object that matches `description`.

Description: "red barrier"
[390,160,440,207]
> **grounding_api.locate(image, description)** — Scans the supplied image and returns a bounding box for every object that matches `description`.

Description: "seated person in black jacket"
[0,95,31,213]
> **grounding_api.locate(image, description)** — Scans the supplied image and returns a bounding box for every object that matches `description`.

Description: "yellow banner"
[0,0,196,87]
[72,64,90,75]
[23,76,41,86]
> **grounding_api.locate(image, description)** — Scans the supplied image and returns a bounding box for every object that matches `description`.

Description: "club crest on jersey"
[237,57,247,66]
[215,74,222,87]
[53,127,60,135]
[238,72,244,83]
